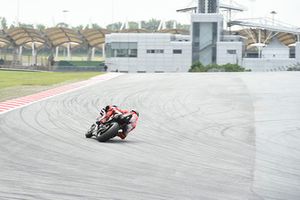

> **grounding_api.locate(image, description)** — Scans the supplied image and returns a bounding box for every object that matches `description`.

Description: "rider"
[96,105,139,139]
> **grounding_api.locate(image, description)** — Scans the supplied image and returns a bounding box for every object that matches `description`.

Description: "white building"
[104,0,300,73]
[191,0,223,66]
[261,38,289,59]
[297,42,300,61]
[216,35,245,66]
[105,33,191,73]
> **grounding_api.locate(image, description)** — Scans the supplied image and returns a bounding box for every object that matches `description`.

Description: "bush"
[57,60,105,67]
[57,60,73,66]
[287,66,300,71]
[189,62,206,72]
[189,62,250,72]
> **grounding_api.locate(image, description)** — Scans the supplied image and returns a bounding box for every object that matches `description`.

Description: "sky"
[0,0,299,28]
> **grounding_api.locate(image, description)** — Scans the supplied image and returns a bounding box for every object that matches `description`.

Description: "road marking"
[0,73,122,115]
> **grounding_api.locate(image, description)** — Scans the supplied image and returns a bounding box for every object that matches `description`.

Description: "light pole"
[62,10,69,25]
[270,11,277,25]
[62,10,70,59]
[16,0,20,26]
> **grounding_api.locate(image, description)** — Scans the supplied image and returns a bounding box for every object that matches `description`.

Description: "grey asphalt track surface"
[0,73,300,200]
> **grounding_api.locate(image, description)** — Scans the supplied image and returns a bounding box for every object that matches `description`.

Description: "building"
[191,0,223,65]
[105,33,191,73]
[104,0,300,72]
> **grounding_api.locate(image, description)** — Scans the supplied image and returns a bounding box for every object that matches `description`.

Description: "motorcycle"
[85,114,132,142]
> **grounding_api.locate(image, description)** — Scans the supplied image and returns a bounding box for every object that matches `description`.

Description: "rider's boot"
[117,129,127,139]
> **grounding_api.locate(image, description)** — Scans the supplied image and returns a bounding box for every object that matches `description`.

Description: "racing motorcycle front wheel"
[85,124,96,138]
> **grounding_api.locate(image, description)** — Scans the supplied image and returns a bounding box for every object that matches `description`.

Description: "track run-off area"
[0,72,300,200]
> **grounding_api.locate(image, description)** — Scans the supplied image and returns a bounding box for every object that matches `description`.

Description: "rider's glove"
[99,108,106,117]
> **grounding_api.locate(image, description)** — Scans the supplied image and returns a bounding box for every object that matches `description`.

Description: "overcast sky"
[0,0,299,27]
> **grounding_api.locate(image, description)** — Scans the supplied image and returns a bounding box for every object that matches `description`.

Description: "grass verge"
[0,70,103,101]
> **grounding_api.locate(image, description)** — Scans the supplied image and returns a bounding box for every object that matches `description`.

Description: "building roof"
[236,28,297,48]
[229,18,300,35]
[43,27,82,47]
[80,28,111,48]
[0,26,191,50]
[0,32,10,48]
[6,27,45,47]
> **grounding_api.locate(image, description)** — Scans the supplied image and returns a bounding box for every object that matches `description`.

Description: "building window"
[129,49,137,57]
[147,49,164,54]
[227,50,237,54]
[105,42,138,58]
[116,49,128,57]
[146,50,153,54]
[173,49,182,54]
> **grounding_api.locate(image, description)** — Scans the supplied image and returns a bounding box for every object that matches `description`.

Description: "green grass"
[0,70,103,89]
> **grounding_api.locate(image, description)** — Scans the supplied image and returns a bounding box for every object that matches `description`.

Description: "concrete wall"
[242,58,297,72]
[262,48,289,59]
[217,42,243,65]
[105,33,192,73]
[296,42,300,63]
[261,38,289,59]
[191,14,223,42]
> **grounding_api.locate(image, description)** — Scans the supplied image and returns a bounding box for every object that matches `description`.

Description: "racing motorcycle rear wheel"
[96,122,120,142]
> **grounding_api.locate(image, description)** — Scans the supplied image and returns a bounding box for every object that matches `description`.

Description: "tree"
[177,23,190,31]
[142,18,160,31]
[128,21,138,29]
[106,22,122,31]
[166,20,176,29]
[19,23,34,29]
[91,23,102,29]
[36,24,46,30]
[73,25,84,31]
[0,17,7,29]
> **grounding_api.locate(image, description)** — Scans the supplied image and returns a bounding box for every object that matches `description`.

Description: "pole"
[56,46,59,59]
[19,46,22,63]
[258,29,261,58]
[270,11,277,26]
[32,42,36,65]
[91,47,95,60]
[67,43,71,60]
[102,44,106,58]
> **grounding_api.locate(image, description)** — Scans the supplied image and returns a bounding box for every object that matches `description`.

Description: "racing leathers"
[96,105,139,139]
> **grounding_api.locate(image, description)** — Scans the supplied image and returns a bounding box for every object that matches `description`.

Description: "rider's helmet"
[105,105,110,112]
[105,105,118,112]
[131,109,139,117]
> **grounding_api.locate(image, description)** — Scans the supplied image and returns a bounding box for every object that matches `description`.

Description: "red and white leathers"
[97,105,139,139]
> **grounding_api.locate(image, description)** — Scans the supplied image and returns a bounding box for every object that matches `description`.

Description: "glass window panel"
[129,49,138,57]
[116,49,128,57]
[111,42,120,49]
[119,42,129,49]
[227,50,237,54]
[173,49,182,54]
[128,42,137,49]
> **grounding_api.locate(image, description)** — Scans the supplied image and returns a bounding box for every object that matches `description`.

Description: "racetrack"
[0,73,300,200]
